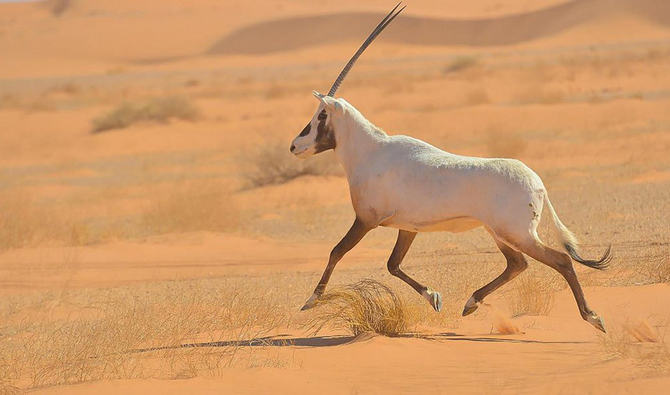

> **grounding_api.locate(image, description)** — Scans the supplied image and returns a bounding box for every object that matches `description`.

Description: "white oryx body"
[295,97,546,242]
[292,93,610,332]
[289,3,610,333]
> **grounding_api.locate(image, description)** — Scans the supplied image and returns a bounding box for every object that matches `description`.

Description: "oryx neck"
[332,109,387,179]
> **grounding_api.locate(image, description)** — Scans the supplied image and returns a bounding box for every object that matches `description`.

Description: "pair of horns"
[327,2,406,97]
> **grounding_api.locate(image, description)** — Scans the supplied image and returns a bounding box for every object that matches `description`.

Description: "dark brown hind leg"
[517,237,606,332]
[462,237,529,316]
[387,230,441,312]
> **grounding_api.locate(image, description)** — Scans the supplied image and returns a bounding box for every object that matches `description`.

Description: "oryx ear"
[313,91,342,112]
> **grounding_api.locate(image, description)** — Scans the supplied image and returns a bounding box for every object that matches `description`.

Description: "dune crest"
[209,0,670,55]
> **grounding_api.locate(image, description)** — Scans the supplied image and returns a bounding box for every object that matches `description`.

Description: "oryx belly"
[347,136,545,236]
[381,215,483,233]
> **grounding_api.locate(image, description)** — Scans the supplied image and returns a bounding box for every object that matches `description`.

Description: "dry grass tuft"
[0,193,46,251]
[141,182,239,235]
[505,274,556,317]
[635,251,670,284]
[92,96,200,133]
[0,193,75,251]
[0,279,288,390]
[304,280,417,337]
[514,86,566,105]
[45,0,72,16]
[242,138,341,189]
[600,319,670,372]
[444,56,479,74]
[461,88,491,107]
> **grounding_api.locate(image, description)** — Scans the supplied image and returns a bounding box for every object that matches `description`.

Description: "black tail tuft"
[565,244,612,270]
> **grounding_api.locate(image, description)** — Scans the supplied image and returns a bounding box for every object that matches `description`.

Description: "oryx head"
[290,3,405,159]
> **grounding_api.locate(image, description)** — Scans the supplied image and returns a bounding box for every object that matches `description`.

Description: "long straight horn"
[327,3,406,97]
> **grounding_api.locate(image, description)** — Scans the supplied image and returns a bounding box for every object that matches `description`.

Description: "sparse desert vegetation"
[1,0,670,393]
[242,138,341,188]
[45,0,72,17]
[141,182,239,235]
[92,96,199,133]
[505,273,557,317]
[635,250,670,284]
[0,278,293,389]
[599,319,670,372]
[444,56,479,74]
[304,280,419,337]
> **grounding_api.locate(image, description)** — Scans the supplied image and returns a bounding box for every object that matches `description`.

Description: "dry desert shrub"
[444,56,479,74]
[0,279,287,389]
[45,0,72,16]
[461,87,491,107]
[505,274,556,317]
[514,85,566,105]
[92,96,199,133]
[242,138,341,188]
[141,182,239,235]
[304,280,418,337]
[600,319,670,372]
[635,251,670,284]
[0,193,45,250]
[0,193,73,251]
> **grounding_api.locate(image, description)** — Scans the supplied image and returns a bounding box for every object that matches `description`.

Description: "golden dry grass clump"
[92,96,200,133]
[0,193,72,251]
[505,274,556,317]
[636,251,670,284]
[600,319,670,372]
[141,182,239,235]
[242,138,341,188]
[304,280,419,337]
[0,279,290,390]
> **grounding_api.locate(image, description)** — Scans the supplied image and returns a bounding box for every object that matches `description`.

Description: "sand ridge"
[1,0,669,393]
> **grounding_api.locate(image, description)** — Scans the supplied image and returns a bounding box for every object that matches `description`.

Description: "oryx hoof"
[586,313,607,333]
[300,292,320,311]
[423,288,442,312]
[462,296,479,317]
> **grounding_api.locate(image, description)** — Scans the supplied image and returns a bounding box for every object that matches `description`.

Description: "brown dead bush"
[92,96,199,133]
[242,138,341,189]
[444,56,479,74]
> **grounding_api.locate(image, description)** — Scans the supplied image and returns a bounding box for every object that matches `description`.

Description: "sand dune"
[1,0,670,393]
[209,0,670,55]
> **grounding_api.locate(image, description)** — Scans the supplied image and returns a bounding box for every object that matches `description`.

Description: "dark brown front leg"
[387,230,442,312]
[301,218,371,310]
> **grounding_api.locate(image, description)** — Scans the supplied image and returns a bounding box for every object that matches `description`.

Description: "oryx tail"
[544,194,612,270]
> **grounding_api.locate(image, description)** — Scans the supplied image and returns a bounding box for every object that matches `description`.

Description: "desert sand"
[1,0,669,393]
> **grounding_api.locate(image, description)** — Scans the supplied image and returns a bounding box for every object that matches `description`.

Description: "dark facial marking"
[314,115,336,154]
[298,123,311,137]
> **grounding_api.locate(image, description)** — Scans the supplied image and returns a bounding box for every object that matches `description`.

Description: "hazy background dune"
[209,0,670,54]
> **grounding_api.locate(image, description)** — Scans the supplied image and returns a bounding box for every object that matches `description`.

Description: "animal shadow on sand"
[131,332,586,354]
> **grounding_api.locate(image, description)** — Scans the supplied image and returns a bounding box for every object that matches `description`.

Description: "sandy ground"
[1,0,670,393]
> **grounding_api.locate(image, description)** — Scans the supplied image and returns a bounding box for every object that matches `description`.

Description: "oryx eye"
[318,111,327,121]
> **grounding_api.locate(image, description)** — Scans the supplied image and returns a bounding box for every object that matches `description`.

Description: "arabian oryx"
[290,3,611,332]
